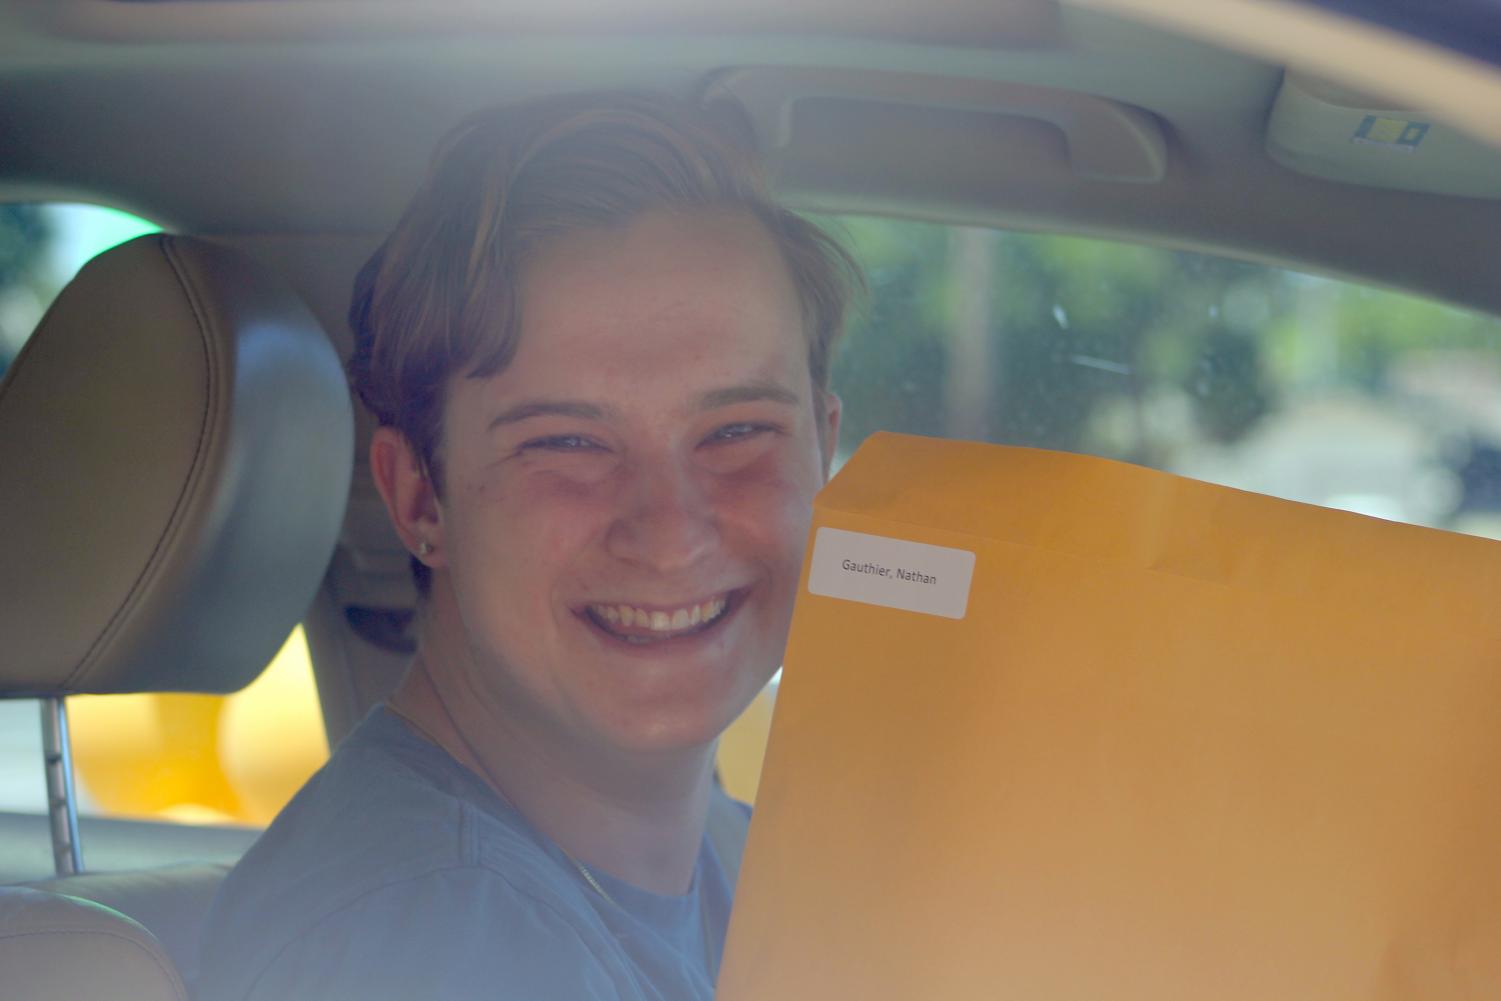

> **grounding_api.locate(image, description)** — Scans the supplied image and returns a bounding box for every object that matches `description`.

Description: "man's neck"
[387,648,716,896]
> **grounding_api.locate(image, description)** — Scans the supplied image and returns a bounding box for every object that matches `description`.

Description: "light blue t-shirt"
[196,707,744,1001]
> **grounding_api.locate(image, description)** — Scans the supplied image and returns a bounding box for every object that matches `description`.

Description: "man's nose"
[605,457,720,573]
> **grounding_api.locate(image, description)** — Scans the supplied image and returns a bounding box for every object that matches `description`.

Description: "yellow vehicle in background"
[68,629,325,827]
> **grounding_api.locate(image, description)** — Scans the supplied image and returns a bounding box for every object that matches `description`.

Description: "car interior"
[1,1,1499,998]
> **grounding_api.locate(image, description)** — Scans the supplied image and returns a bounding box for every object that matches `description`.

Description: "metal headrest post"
[40,696,83,876]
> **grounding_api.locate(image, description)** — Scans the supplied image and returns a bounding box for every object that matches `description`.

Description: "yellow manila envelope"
[718,432,1501,1001]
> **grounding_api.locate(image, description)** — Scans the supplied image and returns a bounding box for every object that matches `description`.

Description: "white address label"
[807,527,975,620]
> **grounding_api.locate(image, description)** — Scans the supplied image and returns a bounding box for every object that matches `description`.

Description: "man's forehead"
[525,205,781,276]
[451,207,813,425]
[518,211,798,318]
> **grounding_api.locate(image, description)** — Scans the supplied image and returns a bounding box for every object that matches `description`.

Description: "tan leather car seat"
[0,888,188,1001]
[0,234,354,997]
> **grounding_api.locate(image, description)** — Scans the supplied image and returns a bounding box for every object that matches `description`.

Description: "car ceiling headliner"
[0,0,1498,320]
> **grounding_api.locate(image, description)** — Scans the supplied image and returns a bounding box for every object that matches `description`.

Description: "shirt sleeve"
[238,866,642,1001]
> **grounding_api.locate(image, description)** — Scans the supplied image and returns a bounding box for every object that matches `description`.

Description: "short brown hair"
[347,91,861,592]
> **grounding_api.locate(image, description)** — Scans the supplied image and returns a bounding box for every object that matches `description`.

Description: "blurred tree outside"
[0,205,53,376]
[0,203,159,377]
[822,214,1501,531]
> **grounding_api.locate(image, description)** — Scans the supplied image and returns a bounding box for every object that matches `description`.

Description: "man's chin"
[581,684,767,762]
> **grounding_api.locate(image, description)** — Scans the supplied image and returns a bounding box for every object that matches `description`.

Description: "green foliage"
[0,205,52,375]
[824,217,950,449]
[818,213,1501,464]
[0,204,159,377]
[0,204,48,281]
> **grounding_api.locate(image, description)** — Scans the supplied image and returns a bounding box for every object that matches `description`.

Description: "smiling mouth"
[583,593,736,645]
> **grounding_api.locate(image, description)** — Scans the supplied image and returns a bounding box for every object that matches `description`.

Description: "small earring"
[417,541,433,557]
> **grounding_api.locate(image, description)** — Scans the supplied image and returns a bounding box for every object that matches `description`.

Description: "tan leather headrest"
[0,235,352,694]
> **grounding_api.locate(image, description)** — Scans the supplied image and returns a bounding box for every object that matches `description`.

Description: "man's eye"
[522,434,603,452]
[707,423,774,444]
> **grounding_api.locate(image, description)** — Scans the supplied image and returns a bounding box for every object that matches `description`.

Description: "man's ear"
[370,427,446,569]
[819,390,843,482]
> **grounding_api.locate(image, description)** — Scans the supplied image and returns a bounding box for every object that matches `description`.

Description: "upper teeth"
[591,596,728,632]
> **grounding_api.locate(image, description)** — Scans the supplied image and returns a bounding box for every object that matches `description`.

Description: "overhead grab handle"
[705,66,1167,184]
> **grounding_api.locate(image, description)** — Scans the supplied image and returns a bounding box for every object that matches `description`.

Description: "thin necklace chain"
[568,854,622,908]
[386,698,624,909]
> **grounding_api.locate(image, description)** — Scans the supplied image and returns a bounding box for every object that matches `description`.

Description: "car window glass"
[0,204,328,830]
[826,215,1501,540]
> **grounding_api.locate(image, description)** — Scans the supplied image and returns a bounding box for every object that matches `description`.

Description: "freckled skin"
[427,207,838,763]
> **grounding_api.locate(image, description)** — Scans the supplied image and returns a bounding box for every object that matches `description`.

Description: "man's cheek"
[745,503,819,591]
[716,451,822,510]
[476,472,615,546]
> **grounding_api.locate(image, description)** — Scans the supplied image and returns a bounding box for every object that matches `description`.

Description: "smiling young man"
[197,94,857,1001]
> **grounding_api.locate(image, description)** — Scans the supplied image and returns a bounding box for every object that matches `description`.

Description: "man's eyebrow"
[487,399,613,430]
[695,382,802,411]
